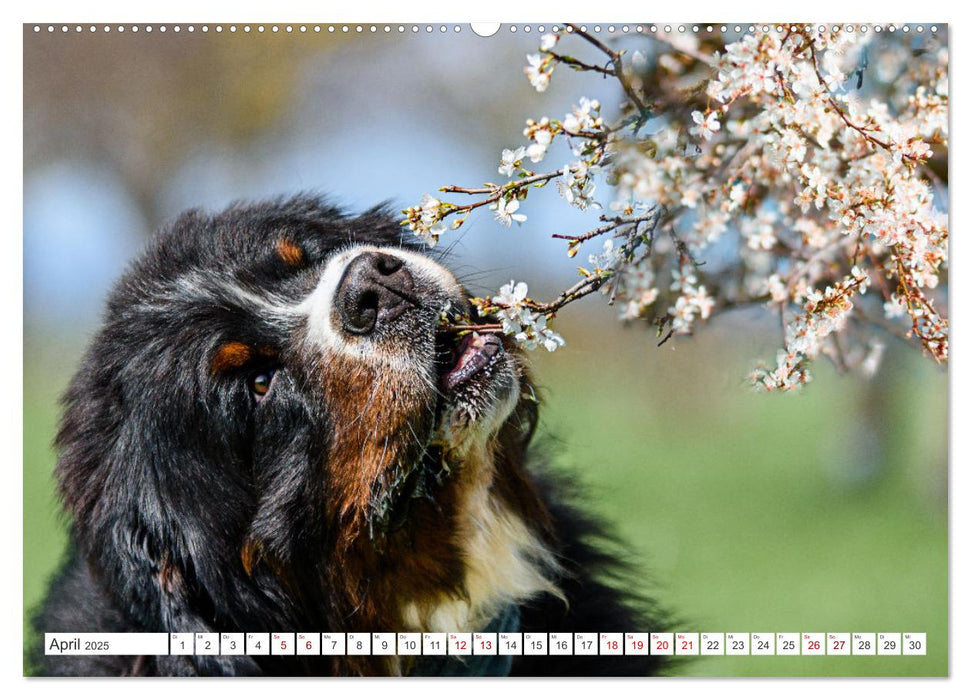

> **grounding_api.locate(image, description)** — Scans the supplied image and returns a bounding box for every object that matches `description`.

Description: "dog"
[33,195,671,676]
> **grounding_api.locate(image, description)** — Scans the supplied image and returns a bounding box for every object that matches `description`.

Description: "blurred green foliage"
[23,312,947,676]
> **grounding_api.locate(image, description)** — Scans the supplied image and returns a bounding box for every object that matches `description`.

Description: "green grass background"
[23,311,947,676]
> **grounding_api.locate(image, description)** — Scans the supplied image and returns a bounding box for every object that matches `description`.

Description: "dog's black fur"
[32,196,671,676]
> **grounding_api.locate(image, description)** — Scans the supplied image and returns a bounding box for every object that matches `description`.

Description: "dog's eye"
[250,369,276,401]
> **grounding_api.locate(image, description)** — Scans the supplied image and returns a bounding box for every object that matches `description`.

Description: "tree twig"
[566,23,649,117]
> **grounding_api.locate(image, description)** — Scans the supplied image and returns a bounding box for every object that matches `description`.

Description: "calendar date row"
[46,632,926,657]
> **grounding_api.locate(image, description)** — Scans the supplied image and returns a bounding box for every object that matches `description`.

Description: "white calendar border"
[6,3,963,700]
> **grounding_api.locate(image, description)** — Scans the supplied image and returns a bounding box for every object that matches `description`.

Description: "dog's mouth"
[435,330,505,393]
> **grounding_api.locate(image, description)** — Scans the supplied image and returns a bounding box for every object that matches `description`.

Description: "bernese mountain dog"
[34,196,671,676]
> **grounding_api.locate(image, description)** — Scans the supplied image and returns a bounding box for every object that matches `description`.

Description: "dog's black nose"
[335,252,416,335]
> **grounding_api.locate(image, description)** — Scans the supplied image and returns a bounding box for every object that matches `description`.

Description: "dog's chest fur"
[400,443,560,633]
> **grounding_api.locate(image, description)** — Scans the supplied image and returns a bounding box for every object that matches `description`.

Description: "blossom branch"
[439,169,561,199]
[412,25,947,385]
[551,209,661,245]
[545,50,616,77]
[803,33,922,166]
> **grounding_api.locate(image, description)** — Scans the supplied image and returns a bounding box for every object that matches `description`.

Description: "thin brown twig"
[442,273,609,336]
[527,274,607,315]
[550,209,659,244]
[546,50,616,77]
[440,170,561,197]
[440,323,503,334]
[566,23,648,117]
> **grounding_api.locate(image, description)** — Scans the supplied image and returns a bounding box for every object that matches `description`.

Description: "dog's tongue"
[442,333,503,391]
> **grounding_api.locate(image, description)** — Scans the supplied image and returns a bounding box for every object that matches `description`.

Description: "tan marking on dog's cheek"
[276,238,305,267]
[211,341,252,374]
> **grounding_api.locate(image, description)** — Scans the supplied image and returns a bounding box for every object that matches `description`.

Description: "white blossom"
[491,198,527,227]
[403,193,447,246]
[498,147,526,178]
[690,110,721,141]
[524,118,555,162]
[484,281,565,352]
[558,161,599,210]
[524,53,553,92]
[540,33,558,51]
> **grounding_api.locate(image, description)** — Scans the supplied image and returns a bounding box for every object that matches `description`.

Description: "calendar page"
[23,19,948,678]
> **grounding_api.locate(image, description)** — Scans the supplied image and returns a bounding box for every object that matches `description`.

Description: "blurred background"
[23,24,947,675]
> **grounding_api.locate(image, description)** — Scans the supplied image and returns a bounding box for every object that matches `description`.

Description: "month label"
[44,633,169,656]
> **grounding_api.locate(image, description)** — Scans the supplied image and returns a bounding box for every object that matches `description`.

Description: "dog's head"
[55,196,557,668]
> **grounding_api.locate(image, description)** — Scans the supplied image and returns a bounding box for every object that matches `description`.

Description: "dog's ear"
[243,378,331,577]
[53,353,274,675]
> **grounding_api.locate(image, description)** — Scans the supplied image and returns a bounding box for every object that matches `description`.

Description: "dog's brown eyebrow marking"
[211,342,253,374]
[276,238,305,267]
[240,538,261,577]
[212,343,279,375]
